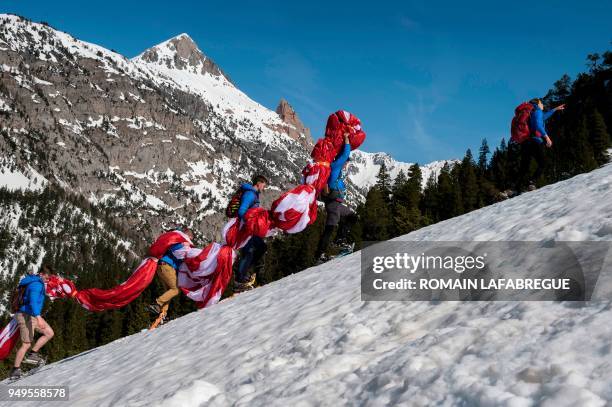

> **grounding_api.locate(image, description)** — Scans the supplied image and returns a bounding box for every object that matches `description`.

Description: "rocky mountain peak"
[134,33,229,81]
[276,98,295,119]
[276,98,312,147]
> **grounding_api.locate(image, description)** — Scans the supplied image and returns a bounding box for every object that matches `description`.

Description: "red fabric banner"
[301,161,332,195]
[0,318,19,361]
[46,259,158,312]
[148,230,192,258]
[324,110,367,155]
[271,185,318,234]
[45,230,191,311]
[74,259,158,312]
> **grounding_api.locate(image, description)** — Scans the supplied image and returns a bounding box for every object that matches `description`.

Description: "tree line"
[352,49,611,243]
[261,48,611,274]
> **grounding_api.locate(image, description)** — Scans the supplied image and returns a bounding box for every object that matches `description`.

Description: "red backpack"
[510,102,534,144]
[225,189,244,218]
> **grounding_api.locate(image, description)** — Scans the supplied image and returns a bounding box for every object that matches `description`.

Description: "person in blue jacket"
[10,267,54,380]
[315,133,356,262]
[234,175,268,291]
[519,98,565,191]
[147,227,194,316]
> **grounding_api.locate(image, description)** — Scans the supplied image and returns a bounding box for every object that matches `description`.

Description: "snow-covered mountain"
[9,161,612,406]
[0,14,457,235]
[131,33,312,149]
[0,14,313,241]
[347,150,456,195]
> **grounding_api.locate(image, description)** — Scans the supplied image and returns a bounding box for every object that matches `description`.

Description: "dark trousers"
[316,200,355,257]
[519,138,545,189]
[236,236,267,283]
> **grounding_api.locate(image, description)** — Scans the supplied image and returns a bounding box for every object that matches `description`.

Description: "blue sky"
[3,1,611,163]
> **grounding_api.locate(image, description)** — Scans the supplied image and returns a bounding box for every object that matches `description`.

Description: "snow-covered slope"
[8,163,612,406]
[347,150,456,192]
[0,157,47,192]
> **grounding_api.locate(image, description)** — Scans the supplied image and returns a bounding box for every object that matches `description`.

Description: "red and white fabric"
[46,259,159,312]
[148,230,193,258]
[311,138,337,163]
[0,318,19,361]
[243,207,273,239]
[301,160,332,195]
[177,208,271,307]
[324,110,366,154]
[271,185,318,234]
[45,230,192,311]
[223,207,273,246]
[46,274,78,300]
[222,218,251,250]
[179,243,236,308]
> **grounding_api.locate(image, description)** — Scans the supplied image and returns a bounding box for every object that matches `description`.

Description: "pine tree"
[588,108,610,165]
[406,163,423,209]
[545,74,572,105]
[391,169,408,204]
[490,138,510,190]
[360,187,391,241]
[478,139,490,174]
[570,117,598,173]
[393,169,407,195]
[586,53,601,73]
[459,149,479,212]
[391,203,419,236]
[389,165,423,236]
[420,173,438,224]
[433,164,462,220]
[375,161,392,201]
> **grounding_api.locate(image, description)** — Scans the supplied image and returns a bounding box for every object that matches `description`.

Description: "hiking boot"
[23,352,45,366]
[234,273,256,293]
[315,253,330,265]
[327,242,354,257]
[500,189,518,199]
[233,283,255,293]
[9,367,22,380]
[146,303,162,315]
[337,242,355,256]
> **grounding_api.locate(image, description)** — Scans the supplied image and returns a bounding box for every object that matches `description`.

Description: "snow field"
[5,163,612,406]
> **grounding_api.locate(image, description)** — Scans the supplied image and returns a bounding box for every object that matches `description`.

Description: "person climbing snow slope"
[147,228,193,316]
[232,175,269,292]
[9,267,54,380]
[519,98,565,191]
[316,133,357,263]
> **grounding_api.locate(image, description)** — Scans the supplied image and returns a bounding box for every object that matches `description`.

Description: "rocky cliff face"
[0,15,313,242]
[275,99,312,149]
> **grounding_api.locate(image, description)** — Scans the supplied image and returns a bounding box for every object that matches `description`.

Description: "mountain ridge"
[0,14,312,243]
